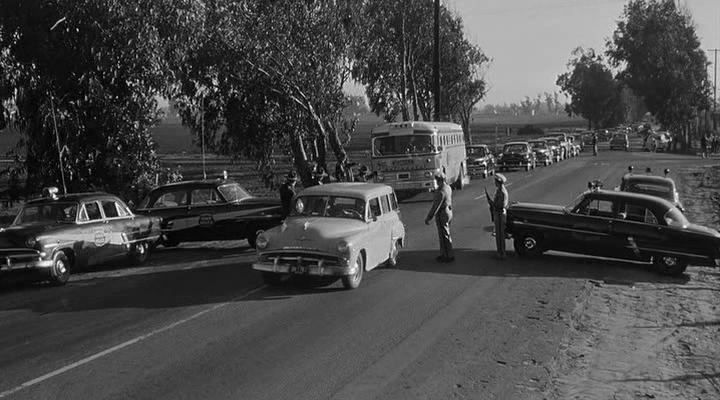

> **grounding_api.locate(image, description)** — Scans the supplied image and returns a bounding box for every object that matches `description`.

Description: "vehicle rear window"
[503,144,526,153]
[152,190,187,208]
[218,183,250,202]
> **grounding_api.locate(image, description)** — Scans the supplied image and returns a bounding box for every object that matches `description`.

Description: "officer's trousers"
[494,212,506,257]
[435,211,454,259]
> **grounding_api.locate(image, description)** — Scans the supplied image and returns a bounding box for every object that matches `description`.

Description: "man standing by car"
[425,173,454,263]
[592,132,598,156]
[491,173,509,259]
[279,171,297,219]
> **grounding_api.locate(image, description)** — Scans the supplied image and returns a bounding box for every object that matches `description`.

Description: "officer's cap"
[494,173,507,184]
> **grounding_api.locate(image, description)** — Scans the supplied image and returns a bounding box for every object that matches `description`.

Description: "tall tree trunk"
[399,10,410,121]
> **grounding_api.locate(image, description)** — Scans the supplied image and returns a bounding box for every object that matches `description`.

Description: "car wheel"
[262,272,286,286]
[129,241,150,266]
[386,239,400,268]
[49,251,70,286]
[342,253,364,290]
[653,255,687,275]
[514,233,543,257]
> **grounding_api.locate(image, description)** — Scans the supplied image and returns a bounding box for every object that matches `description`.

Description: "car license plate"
[292,265,308,274]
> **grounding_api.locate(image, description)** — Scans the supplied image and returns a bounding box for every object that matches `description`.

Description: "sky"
[447,0,720,106]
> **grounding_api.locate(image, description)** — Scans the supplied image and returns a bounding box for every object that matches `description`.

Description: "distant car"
[0,188,161,285]
[552,133,572,159]
[539,137,563,162]
[252,183,406,289]
[466,144,496,179]
[135,180,283,248]
[644,131,672,152]
[619,169,684,212]
[497,142,537,171]
[572,134,587,152]
[528,139,553,166]
[609,133,630,151]
[581,134,594,150]
[567,136,581,156]
[506,184,720,275]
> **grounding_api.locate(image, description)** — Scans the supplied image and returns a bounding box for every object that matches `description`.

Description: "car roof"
[539,136,558,141]
[622,174,675,187]
[528,139,547,142]
[25,192,121,205]
[504,141,529,146]
[590,189,675,209]
[299,183,393,200]
[149,179,237,191]
[466,144,489,148]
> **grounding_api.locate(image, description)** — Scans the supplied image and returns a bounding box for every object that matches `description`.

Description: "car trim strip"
[511,220,611,236]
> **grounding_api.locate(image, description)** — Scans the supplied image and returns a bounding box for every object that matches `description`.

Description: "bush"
[517,124,545,136]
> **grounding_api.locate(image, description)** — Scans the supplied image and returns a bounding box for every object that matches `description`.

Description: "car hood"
[0,223,63,248]
[263,217,368,252]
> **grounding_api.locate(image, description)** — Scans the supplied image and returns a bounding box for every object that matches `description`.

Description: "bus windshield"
[373,135,436,157]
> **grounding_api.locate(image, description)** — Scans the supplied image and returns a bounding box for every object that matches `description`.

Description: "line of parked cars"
[466,132,582,177]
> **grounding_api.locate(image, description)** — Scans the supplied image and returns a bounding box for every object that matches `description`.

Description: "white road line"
[0,285,267,399]
[473,182,513,200]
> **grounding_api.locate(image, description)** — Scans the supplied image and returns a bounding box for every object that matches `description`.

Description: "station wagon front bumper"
[253,253,356,276]
[0,249,53,272]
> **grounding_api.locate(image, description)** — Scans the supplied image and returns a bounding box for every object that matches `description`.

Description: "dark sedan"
[506,186,720,275]
[497,142,536,172]
[135,180,283,248]
[466,144,496,178]
[609,133,630,151]
[619,170,683,212]
[0,189,161,285]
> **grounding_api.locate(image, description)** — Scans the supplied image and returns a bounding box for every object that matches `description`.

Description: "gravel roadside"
[546,165,720,400]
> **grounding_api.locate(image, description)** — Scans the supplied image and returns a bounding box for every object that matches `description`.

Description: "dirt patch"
[546,166,720,400]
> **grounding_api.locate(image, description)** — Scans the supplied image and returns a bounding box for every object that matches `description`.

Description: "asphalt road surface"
[0,141,709,399]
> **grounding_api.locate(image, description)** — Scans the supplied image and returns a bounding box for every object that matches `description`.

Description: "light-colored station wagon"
[252,183,406,289]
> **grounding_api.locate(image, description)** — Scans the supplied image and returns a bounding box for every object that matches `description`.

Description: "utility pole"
[433,0,441,121]
[710,48,719,131]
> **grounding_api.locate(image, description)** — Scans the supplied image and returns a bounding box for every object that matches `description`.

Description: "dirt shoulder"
[547,166,720,400]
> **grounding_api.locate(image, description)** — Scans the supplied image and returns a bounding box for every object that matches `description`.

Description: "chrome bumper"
[253,261,356,276]
[0,250,54,272]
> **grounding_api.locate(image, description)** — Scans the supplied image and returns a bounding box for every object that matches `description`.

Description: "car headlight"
[424,170,433,177]
[337,240,352,255]
[25,237,37,248]
[256,232,269,250]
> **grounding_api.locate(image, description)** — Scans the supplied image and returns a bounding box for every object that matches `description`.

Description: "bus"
[370,121,468,192]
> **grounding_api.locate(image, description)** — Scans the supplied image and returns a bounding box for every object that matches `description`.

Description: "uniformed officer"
[425,173,454,262]
[592,132,598,156]
[279,171,297,219]
[492,173,509,259]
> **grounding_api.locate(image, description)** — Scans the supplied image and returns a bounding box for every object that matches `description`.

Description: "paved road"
[0,141,711,399]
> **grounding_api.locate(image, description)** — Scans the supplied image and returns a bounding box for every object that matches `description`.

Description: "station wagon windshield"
[373,134,436,156]
[218,183,250,202]
[467,147,487,156]
[14,202,78,225]
[293,196,366,221]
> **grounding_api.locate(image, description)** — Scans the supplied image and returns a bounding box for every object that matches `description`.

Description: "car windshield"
[663,207,688,228]
[292,195,366,221]
[503,144,526,153]
[372,134,436,156]
[625,182,673,200]
[529,142,547,149]
[544,139,559,146]
[14,202,78,225]
[467,146,487,156]
[218,183,250,202]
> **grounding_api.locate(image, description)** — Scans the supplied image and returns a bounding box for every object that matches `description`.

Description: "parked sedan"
[528,139,553,166]
[609,133,630,151]
[252,183,406,289]
[539,137,563,162]
[466,144,496,178]
[506,186,720,275]
[0,188,161,285]
[497,142,537,171]
[135,179,283,248]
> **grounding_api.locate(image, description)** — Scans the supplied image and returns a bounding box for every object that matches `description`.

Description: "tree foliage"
[606,0,711,146]
[0,0,200,200]
[353,0,488,134]
[556,47,625,129]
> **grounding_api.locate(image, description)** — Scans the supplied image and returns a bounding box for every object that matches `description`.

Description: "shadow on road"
[398,248,690,285]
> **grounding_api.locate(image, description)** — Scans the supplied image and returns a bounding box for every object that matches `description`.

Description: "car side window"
[84,202,103,221]
[380,195,391,214]
[623,204,659,224]
[116,201,131,217]
[151,190,187,208]
[190,188,219,205]
[576,198,614,218]
[101,200,119,218]
[369,198,382,218]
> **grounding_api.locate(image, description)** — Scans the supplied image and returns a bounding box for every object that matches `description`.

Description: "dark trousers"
[494,212,506,256]
[435,212,454,259]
